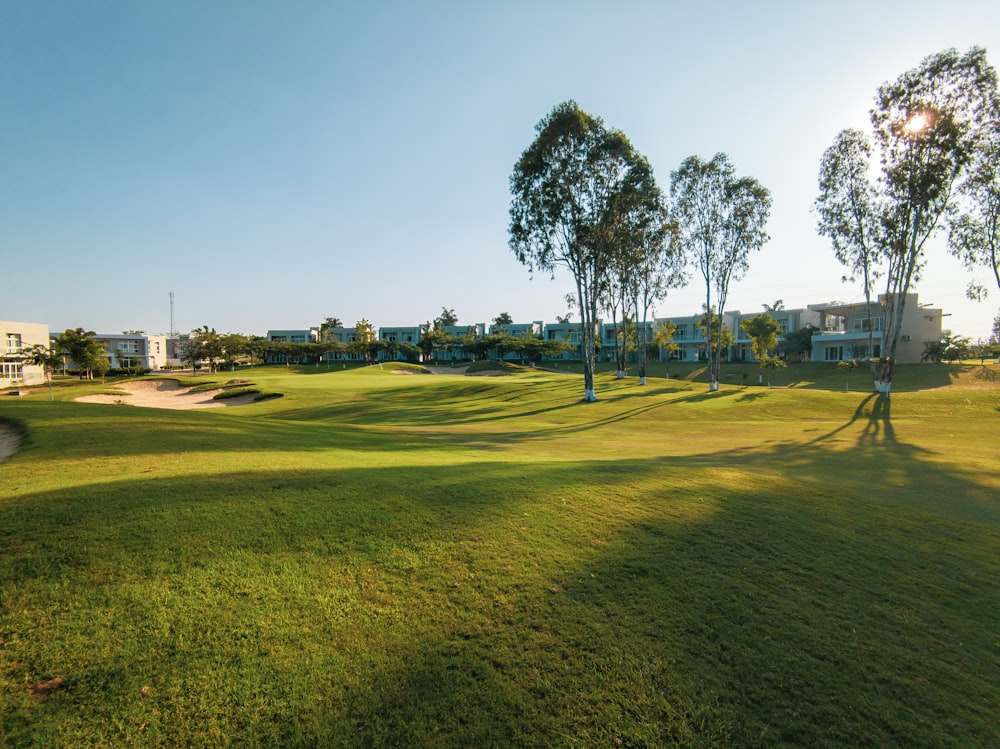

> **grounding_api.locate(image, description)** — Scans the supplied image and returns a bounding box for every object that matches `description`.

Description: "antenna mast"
[169,291,175,336]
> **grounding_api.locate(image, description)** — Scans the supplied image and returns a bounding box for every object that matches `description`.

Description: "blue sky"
[3,1,999,339]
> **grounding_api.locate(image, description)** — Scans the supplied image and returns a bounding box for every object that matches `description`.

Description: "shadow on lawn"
[3,421,998,747]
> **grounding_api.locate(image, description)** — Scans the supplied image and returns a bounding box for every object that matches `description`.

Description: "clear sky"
[3,1,999,339]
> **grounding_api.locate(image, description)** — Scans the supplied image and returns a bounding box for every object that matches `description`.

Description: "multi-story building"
[266,329,318,345]
[646,311,742,363]
[809,294,942,363]
[378,325,424,361]
[257,294,947,368]
[0,320,50,387]
[543,321,585,360]
[263,328,319,364]
[489,321,543,338]
[94,333,169,370]
[731,307,822,362]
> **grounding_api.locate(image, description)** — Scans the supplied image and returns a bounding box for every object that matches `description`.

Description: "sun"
[903,110,932,134]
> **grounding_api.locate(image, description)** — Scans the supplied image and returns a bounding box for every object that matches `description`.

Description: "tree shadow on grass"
[3,427,997,747]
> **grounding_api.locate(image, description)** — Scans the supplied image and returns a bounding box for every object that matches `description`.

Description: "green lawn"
[1,363,998,747]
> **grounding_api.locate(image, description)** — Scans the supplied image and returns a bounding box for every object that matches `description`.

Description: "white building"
[0,320,51,387]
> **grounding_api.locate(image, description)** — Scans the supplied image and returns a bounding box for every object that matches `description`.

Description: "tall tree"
[671,153,771,390]
[593,132,677,382]
[510,100,657,401]
[816,128,883,362]
[869,47,998,390]
[695,306,733,366]
[630,215,684,384]
[949,121,1000,299]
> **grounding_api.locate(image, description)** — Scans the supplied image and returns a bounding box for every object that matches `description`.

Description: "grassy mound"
[389,362,430,374]
[465,359,510,373]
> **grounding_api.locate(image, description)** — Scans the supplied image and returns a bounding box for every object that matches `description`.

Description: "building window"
[5,333,21,354]
[118,341,139,354]
[853,317,883,332]
[2,362,23,379]
[825,346,843,361]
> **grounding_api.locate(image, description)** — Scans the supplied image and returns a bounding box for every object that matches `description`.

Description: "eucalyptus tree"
[598,170,678,382]
[630,213,684,384]
[510,101,659,401]
[695,306,733,367]
[949,122,1000,299]
[671,153,771,390]
[848,46,998,391]
[815,129,882,360]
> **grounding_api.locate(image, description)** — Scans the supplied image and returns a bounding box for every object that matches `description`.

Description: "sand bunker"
[74,379,257,410]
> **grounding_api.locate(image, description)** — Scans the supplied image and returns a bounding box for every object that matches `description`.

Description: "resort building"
[543,321,585,360]
[730,307,822,362]
[378,325,424,361]
[0,320,50,387]
[489,321,543,338]
[94,333,169,370]
[809,294,943,363]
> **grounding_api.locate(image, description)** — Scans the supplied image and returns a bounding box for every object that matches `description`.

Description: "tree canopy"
[510,100,663,401]
[819,47,999,390]
[435,308,458,327]
[55,328,107,380]
[815,129,882,357]
[671,153,771,390]
[949,121,1000,299]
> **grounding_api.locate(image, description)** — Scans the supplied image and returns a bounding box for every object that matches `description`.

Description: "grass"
[0,363,998,747]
